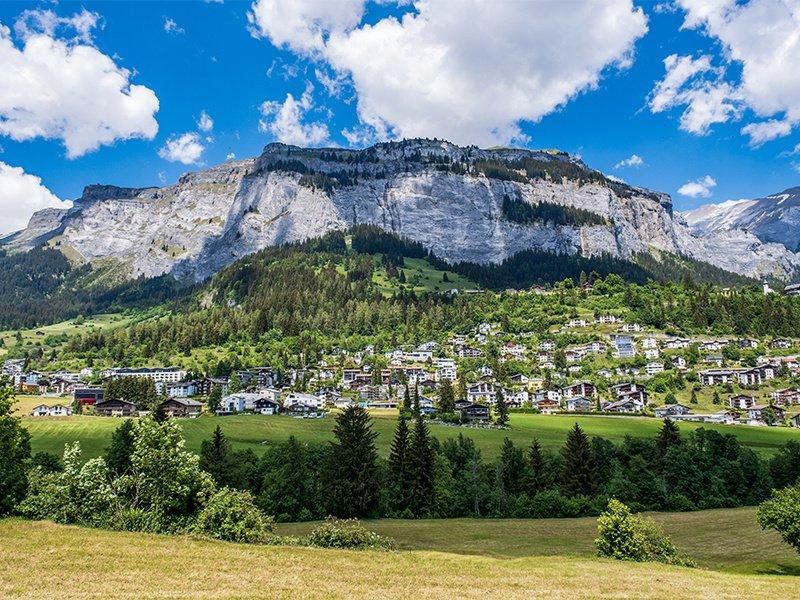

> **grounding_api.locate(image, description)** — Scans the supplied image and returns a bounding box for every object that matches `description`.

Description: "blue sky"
[1,0,800,235]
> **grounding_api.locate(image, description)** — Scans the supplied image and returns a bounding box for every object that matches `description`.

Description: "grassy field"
[277,507,800,575]
[21,408,800,460]
[0,519,796,599]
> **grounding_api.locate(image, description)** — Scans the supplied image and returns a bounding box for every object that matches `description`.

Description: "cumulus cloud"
[259,83,330,146]
[0,162,72,236]
[197,110,214,132]
[678,174,717,198]
[0,10,159,158]
[163,17,185,35]
[614,154,644,169]
[226,152,236,160]
[158,132,205,164]
[653,0,800,145]
[248,0,648,146]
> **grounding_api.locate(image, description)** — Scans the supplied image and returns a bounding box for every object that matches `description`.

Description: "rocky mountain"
[3,139,797,282]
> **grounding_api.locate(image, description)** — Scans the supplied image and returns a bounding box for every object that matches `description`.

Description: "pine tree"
[324,406,380,518]
[412,382,420,416]
[497,437,526,496]
[656,418,681,456]
[408,413,435,517]
[494,388,509,426]
[690,388,698,404]
[105,419,135,476]
[388,417,412,513]
[403,385,411,412]
[560,423,598,497]
[207,385,222,413]
[713,389,721,405]
[199,425,232,486]
[524,438,549,496]
[438,379,455,413]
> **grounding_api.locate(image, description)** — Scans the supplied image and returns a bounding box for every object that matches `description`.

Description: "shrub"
[194,488,274,543]
[757,485,800,554]
[307,517,395,550]
[595,499,695,566]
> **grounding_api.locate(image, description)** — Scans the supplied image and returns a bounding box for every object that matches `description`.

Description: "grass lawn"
[276,507,800,575]
[0,519,797,599]
[22,409,800,460]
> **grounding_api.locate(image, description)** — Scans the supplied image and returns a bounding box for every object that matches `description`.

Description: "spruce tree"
[388,417,412,513]
[412,382,420,416]
[324,406,380,517]
[408,413,435,517]
[524,438,549,496]
[403,385,411,412]
[207,385,223,413]
[105,419,136,476]
[498,437,526,496]
[560,423,598,497]
[494,388,509,426]
[713,390,721,405]
[438,379,455,413]
[656,418,681,456]
[199,425,232,487]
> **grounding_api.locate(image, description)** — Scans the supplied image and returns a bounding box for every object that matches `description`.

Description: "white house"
[30,404,72,417]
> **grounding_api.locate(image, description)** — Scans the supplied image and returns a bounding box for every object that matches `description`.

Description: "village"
[5,313,800,429]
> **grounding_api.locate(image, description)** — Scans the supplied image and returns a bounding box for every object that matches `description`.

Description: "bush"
[595,499,695,566]
[757,485,800,554]
[307,517,395,550]
[194,488,274,543]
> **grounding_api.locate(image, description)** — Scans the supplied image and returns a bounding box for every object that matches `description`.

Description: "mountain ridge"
[3,139,798,282]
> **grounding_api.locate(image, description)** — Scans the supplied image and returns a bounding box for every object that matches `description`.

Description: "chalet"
[538,340,556,352]
[160,398,203,418]
[456,346,483,359]
[728,394,757,409]
[567,318,587,328]
[612,382,642,396]
[734,368,762,386]
[699,369,733,386]
[196,378,229,397]
[704,355,724,367]
[509,373,530,385]
[770,338,793,349]
[602,399,640,413]
[435,360,457,381]
[641,337,658,349]
[283,392,324,409]
[645,362,665,376]
[51,377,80,396]
[771,388,800,406]
[165,381,198,398]
[254,398,281,415]
[565,349,584,363]
[672,356,687,369]
[467,382,495,404]
[619,323,642,333]
[617,390,649,409]
[562,381,596,399]
[285,403,325,419]
[699,340,726,352]
[533,398,560,414]
[94,399,137,417]
[73,387,104,407]
[663,337,690,350]
[654,404,691,419]
[597,314,621,324]
[791,413,800,427]
[459,403,490,422]
[746,405,785,425]
[644,348,660,360]
[784,283,800,297]
[738,338,759,349]
[612,336,636,359]
[500,342,526,360]
[30,404,72,417]
[566,396,592,412]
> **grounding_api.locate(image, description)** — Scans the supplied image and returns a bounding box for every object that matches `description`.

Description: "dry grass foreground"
[0,519,796,599]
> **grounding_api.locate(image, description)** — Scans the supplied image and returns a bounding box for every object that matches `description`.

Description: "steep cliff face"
[4,140,796,281]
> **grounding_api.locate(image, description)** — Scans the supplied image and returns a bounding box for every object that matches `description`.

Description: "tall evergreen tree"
[104,419,136,476]
[403,385,411,412]
[199,425,232,487]
[560,423,599,497]
[438,379,455,413]
[408,413,435,517]
[494,388,509,426]
[412,382,420,416]
[324,406,380,517]
[656,419,681,456]
[207,385,222,413]
[387,417,412,513]
[524,438,549,496]
[497,437,526,496]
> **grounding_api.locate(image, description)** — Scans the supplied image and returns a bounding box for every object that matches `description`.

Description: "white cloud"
[678,174,717,198]
[649,54,742,135]
[226,152,236,160]
[197,110,214,132]
[158,132,205,164]
[259,83,330,146]
[614,154,644,169]
[14,8,100,45]
[0,162,72,236]
[0,12,159,158]
[163,17,185,35]
[249,0,648,146]
[654,0,800,144]
[793,162,800,174]
[157,171,167,183]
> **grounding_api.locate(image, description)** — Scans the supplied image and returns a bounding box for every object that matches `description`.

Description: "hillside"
[3,139,796,289]
[0,519,796,599]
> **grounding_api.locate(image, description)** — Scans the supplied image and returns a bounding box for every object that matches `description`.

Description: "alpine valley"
[4,139,799,288]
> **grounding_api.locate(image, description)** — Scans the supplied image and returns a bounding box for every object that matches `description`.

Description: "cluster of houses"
[5,316,800,428]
